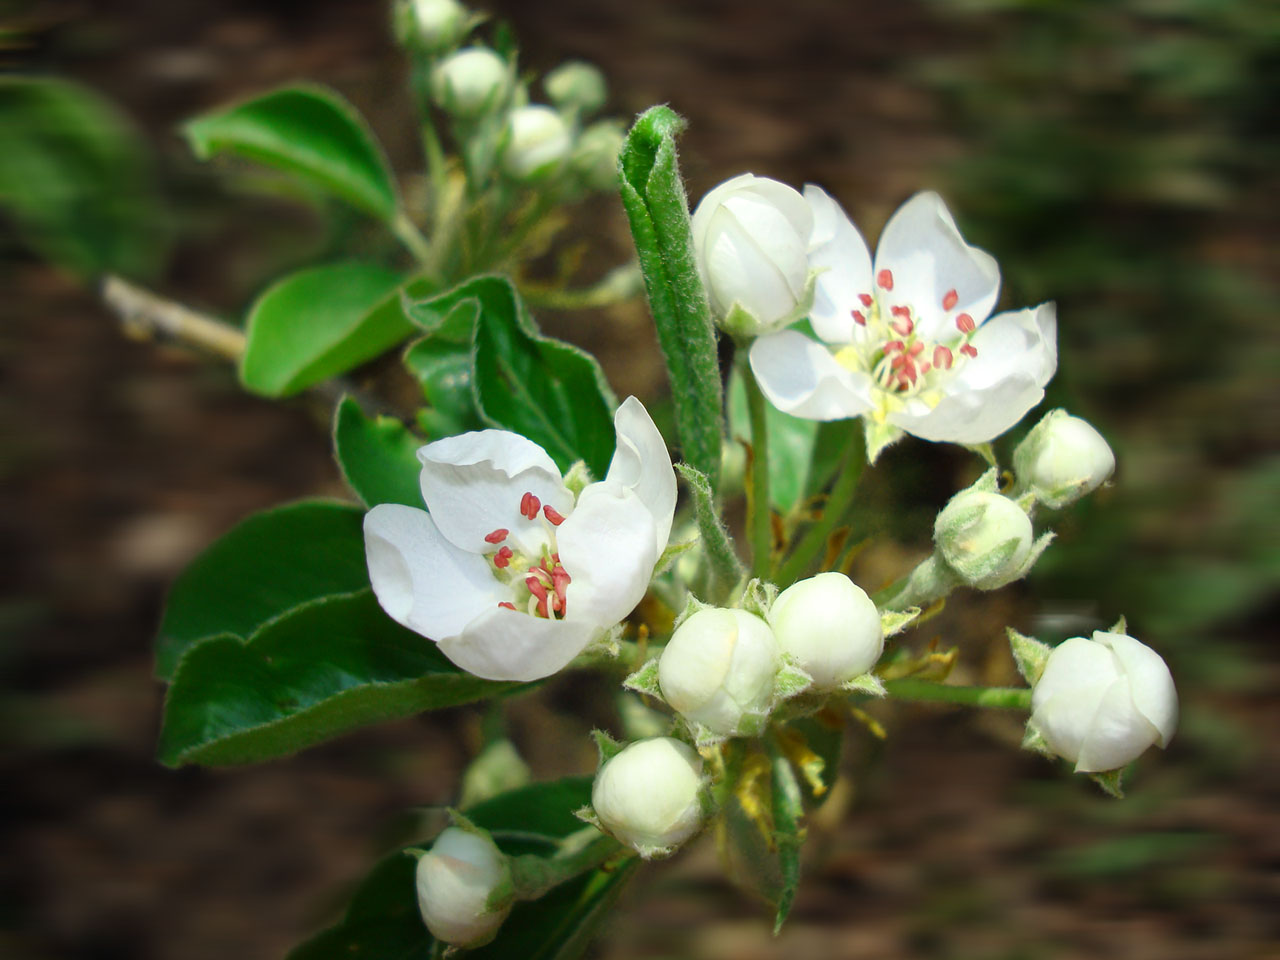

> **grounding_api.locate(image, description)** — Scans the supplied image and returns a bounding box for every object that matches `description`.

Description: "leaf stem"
[882,677,1031,710]
[773,429,866,588]
[392,210,434,265]
[740,354,772,580]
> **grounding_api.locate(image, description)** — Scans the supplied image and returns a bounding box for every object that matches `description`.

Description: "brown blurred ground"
[3,2,1278,959]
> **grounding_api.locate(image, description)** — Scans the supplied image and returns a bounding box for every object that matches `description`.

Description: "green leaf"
[408,276,617,478]
[618,106,724,490]
[333,396,424,508]
[184,84,399,221]
[156,500,370,681]
[768,740,805,933]
[728,367,819,513]
[402,337,484,437]
[289,779,639,960]
[240,261,407,396]
[0,76,167,279]
[159,590,520,766]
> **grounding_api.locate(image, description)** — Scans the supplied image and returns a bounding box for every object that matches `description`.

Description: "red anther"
[520,491,541,520]
[891,353,907,369]
[934,345,954,370]
[498,601,517,611]
[960,344,978,358]
[890,305,911,318]
[484,528,509,544]
[890,317,914,337]
[859,293,874,307]
[877,269,894,291]
[942,289,959,311]
[884,340,904,354]
[955,313,975,334]
[918,361,932,375]
[493,546,513,568]
[525,576,549,617]
[851,309,867,326]
[543,505,565,526]
[908,341,924,357]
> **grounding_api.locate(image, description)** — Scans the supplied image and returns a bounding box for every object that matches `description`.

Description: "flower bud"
[1029,630,1177,773]
[1014,409,1116,509]
[769,572,883,688]
[591,737,705,857]
[544,60,607,114]
[500,105,572,182]
[432,47,509,118]
[658,607,780,736]
[690,173,814,337]
[415,826,513,947]
[410,0,468,50]
[570,121,624,192]
[934,490,1033,590]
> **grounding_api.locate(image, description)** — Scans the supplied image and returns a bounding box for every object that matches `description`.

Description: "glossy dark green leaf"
[184,84,399,221]
[159,590,519,766]
[333,396,424,508]
[155,500,368,681]
[289,778,639,960]
[407,276,617,477]
[728,367,819,513]
[0,76,167,279]
[618,106,723,490]
[402,337,483,437]
[240,261,406,396]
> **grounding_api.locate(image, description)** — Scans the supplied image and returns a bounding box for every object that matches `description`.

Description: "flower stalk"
[882,678,1032,710]
[740,353,773,579]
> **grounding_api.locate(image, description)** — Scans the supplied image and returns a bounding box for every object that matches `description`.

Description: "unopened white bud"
[591,737,705,857]
[770,572,883,688]
[690,173,814,337]
[432,47,508,118]
[544,60,607,114]
[934,490,1033,590]
[1014,409,1116,509]
[415,826,513,947]
[411,0,468,50]
[658,607,780,736]
[1029,630,1177,773]
[500,105,572,182]
[570,121,624,191]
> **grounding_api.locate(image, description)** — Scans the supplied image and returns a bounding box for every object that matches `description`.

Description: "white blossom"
[415,826,513,947]
[769,572,883,688]
[432,47,508,118]
[1030,630,1178,773]
[591,737,705,857]
[364,397,676,682]
[749,188,1056,457]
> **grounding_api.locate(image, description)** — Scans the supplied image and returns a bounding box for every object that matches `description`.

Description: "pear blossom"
[749,188,1057,457]
[769,572,883,689]
[591,737,706,857]
[1014,409,1116,509]
[363,397,676,682]
[1029,630,1178,773]
[415,826,513,947]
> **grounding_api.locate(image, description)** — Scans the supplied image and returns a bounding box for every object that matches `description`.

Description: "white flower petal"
[604,396,677,556]
[704,206,801,324]
[804,183,873,345]
[364,504,506,640]
[890,371,1044,444]
[556,482,658,629]
[961,303,1058,391]
[749,330,875,421]
[1098,631,1178,748]
[691,173,758,258]
[1032,636,1122,709]
[419,430,573,555]
[874,191,1000,341]
[437,606,597,681]
[1075,679,1161,773]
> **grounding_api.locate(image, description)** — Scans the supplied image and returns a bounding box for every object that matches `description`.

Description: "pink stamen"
[877,269,894,291]
[884,340,904,354]
[498,601,516,611]
[858,293,874,307]
[908,341,924,357]
[520,491,541,520]
[890,305,911,318]
[942,289,958,311]
[960,344,978,358]
[955,313,975,334]
[543,505,565,526]
[891,317,914,337]
[484,528,509,544]
[493,546,513,568]
[918,361,932,374]
[526,575,550,618]
[934,345,954,370]
[851,309,867,326]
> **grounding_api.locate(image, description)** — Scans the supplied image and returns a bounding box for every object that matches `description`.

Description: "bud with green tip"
[590,737,706,858]
[432,47,509,118]
[500,104,572,182]
[415,826,514,947]
[658,607,781,737]
[934,489,1035,590]
[544,60,607,114]
[409,0,468,50]
[1014,409,1116,509]
[570,120,625,191]
[1028,630,1177,773]
[769,572,883,689]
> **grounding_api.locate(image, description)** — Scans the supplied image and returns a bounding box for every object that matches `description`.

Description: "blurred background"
[3,1,1277,958]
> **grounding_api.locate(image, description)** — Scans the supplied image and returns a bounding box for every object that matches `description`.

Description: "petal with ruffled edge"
[1076,680,1161,773]
[891,303,1057,444]
[749,330,876,421]
[364,504,507,640]
[602,396,677,556]
[804,184,873,345]
[556,481,658,630]
[437,606,598,682]
[874,191,1000,342]
[1098,631,1178,748]
[419,430,574,556]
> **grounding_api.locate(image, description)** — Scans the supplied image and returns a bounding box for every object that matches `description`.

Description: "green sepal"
[840,673,887,698]
[880,606,921,638]
[1020,724,1053,758]
[621,659,662,699]
[773,660,814,703]
[739,577,778,620]
[562,460,593,498]
[1008,628,1052,686]
[590,729,626,765]
[964,441,998,467]
[1108,614,1129,635]
[672,592,710,631]
[654,536,699,577]
[1090,768,1126,799]
[864,419,904,465]
[970,466,1002,494]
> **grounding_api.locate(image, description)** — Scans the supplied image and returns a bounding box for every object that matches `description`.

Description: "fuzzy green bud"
[934,490,1033,590]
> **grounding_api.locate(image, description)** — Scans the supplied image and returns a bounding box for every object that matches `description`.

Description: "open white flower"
[363,397,676,682]
[749,188,1057,458]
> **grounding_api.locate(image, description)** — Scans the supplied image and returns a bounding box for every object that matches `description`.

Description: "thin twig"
[101,274,246,361]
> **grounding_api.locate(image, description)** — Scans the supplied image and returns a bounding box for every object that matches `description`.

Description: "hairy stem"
[883,678,1031,710]
[741,356,772,580]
